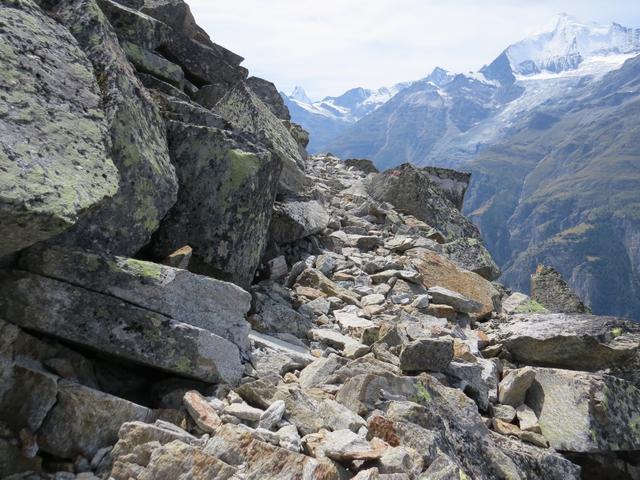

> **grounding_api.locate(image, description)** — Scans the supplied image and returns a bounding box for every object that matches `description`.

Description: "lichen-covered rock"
[0,270,243,384]
[149,122,280,287]
[0,0,119,257]
[19,246,252,352]
[413,250,501,318]
[443,237,501,281]
[527,368,640,453]
[46,0,178,255]
[214,81,308,195]
[399,339,454,373]
[531,265,592,314]
[367,164,479,240]
[481,313,640,372]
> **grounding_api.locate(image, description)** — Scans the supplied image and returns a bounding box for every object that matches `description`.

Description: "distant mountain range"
[284,14,640,319]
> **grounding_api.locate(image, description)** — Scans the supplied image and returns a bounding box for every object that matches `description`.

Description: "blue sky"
[189,0,640,100]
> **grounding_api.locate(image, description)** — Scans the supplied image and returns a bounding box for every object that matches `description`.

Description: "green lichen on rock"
[0,0,119,257]
[513,300,549,314]
[119,258,164,280]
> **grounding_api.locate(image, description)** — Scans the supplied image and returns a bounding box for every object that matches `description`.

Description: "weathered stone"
[419,453,471,480]
[317,399,367,433]
[367,164,479,240]
[258,400,286,430]
[446,359,499,411]
[249,331,315,375]
[49,0,178,254]
[491,404,517,423]
[0,365,58,434]
[111,420,197,460]
[297,269,361,306]
[344,159,379,174]
[215,82,308,194]
[500,292,543,314]
[527,368,640,452]
[183,390,223,433]
[121,40,184,86]
[319,430,387,463]
[298,355,348,389]
[224,402,264,422]
[414,250,500,318]
[309,329,369,359]
[427,286,481,314]
[204,424,342,479]
[516,404,541,433]
[443,237,501,281]
[377,445,423,476]
[531,265,591,314]
[20,246,252,352]
[148,121,280,287]
[482,313,640,371]
[251,288,314,338]
[0,270,243,384]
[266,255,289,280]
[112,439,238,480]
[270,199,330,244]
[161,245,193,269]
[38,381,152,459]
[399,339,454,373]
[0,0,119,257]
[499,367,536,407]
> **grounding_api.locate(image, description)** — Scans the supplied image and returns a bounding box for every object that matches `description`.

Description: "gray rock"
[399,339,454,373]
[318,429,387,464]
[482,313,640,371]
[298,355,348,389]
[445,359,499,411]
[224,402,264,422]
[270,199,330,244]
[247,76,291,120]
[259,399,286,430]
[0,270,243,384]
[148,121,280,288]
[531,265,591,314]
[0,0,119,257]
[49,0,178,255]
[20,246,252,352]
[344,159,379,174]
[499,367,536,407]
[38,380,152,459]
[309,329,370,359]
[427,286,482,314]
[491,404,517,423]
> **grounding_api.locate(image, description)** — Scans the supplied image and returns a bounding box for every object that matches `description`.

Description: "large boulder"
[0,270,243,384]
[420,166,471,211]
[367,164,479,240]
[481,313,639,371]
[527,368,640,453]
[19,246,252,352]
[411,250,501,318]
[47,0,178,255]
[214,81,308,195]
[148,122,280,287]
[0,0,119,257]
[531,265,592,314]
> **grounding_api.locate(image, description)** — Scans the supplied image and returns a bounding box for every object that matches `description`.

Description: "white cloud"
[188,0,640,100]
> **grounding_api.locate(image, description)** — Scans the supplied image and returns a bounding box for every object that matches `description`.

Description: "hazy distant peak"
[290,85,312,104]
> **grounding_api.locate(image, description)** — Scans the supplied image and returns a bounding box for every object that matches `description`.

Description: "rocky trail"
[1,1,640,479]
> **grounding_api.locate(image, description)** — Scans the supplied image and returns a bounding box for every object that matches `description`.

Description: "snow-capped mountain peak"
[505,14,640,76]
[290,86,312,104]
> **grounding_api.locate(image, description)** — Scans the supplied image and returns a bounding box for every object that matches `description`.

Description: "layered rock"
[531,264,592,314]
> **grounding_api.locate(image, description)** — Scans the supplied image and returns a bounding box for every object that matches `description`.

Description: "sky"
[188,0,640,101]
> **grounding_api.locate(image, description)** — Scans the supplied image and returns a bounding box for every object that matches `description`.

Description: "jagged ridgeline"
[1,1,640,479]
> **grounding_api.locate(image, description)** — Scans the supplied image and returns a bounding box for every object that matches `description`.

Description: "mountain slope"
[309,15,640,318]
[466,53,640,317]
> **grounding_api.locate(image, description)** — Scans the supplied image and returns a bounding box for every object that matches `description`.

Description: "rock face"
[531,265,592,314]
[0,0,119,257]
[0,1,636,479]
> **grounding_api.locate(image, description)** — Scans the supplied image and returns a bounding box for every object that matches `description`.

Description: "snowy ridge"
[505,13,640,75]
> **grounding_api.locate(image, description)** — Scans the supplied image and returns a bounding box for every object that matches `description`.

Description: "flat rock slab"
[20,246,252,352]
[0,270,243,384]
[482,313,640,371]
